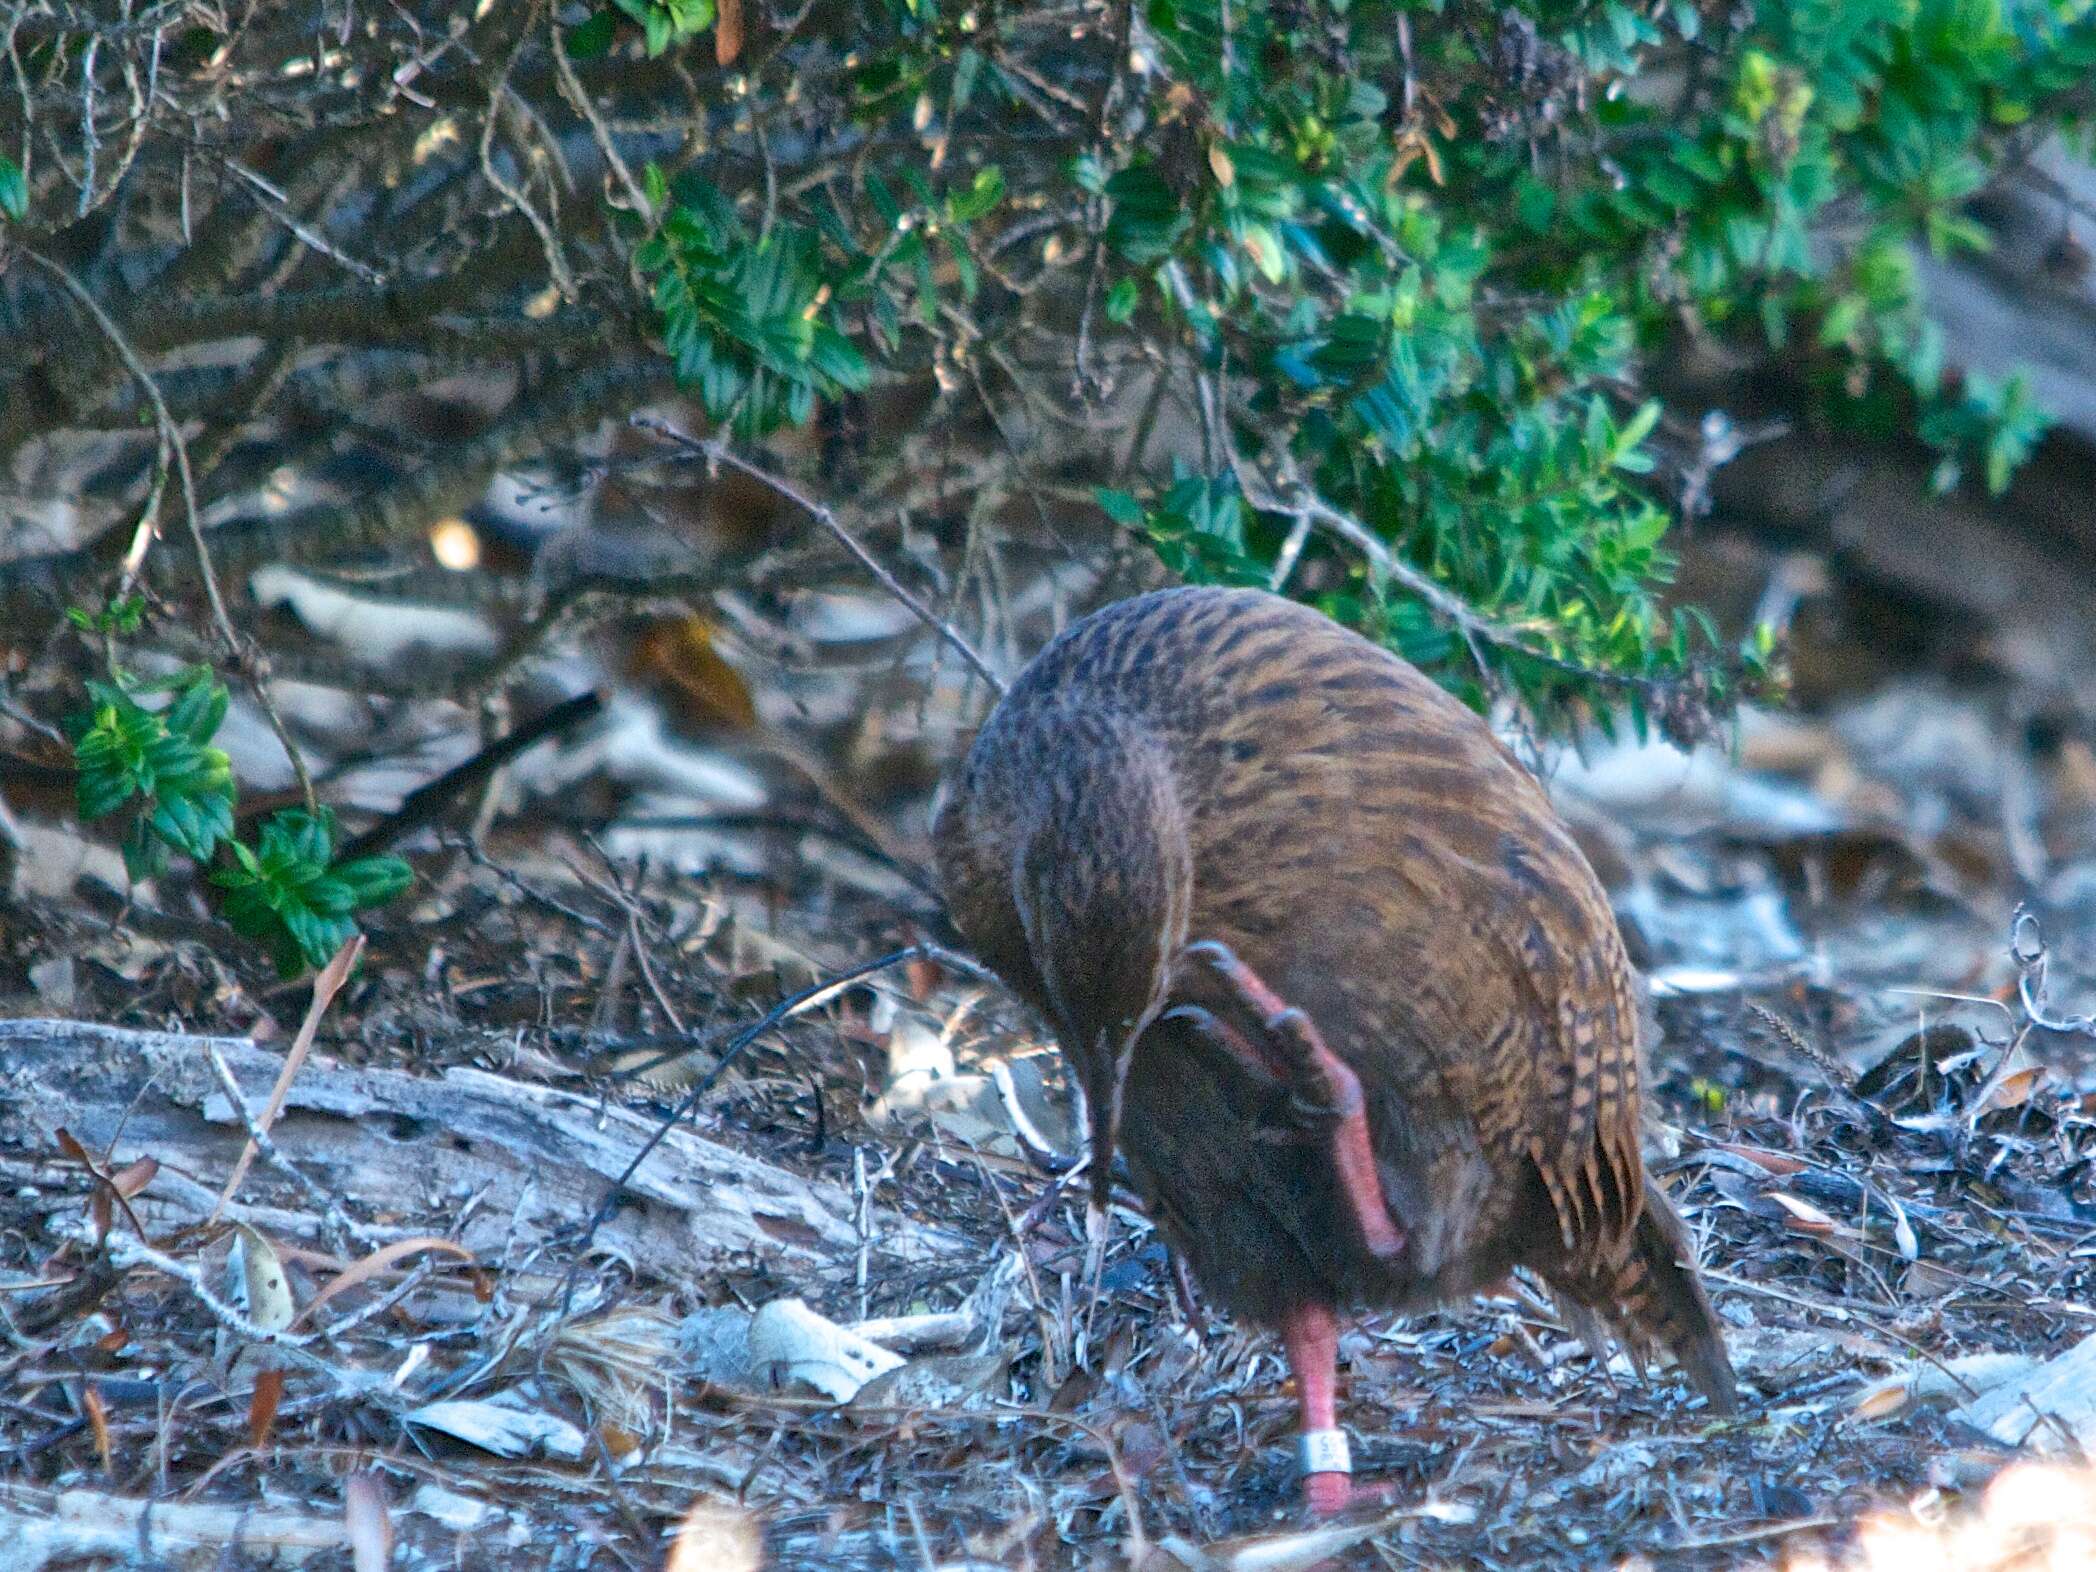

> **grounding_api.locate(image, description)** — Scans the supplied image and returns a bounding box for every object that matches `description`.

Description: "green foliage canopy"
[4,0,2091,970]
[626,0,2090,736]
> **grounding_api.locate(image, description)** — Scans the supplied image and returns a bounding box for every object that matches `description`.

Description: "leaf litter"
[4,665,2096,1568]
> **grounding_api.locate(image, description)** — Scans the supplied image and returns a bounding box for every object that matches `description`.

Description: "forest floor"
[6,588,2096,1571]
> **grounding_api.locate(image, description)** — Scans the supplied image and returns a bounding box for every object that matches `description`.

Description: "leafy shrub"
[626,0,2092,737]
[65,607,411,978]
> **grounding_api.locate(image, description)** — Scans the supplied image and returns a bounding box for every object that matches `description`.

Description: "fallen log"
[0,1018,955,1284]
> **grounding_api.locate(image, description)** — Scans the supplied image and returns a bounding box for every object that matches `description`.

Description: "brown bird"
[933,585,1735,1514]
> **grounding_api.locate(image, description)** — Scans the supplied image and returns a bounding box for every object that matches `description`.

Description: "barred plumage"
[934,585,1735,1510]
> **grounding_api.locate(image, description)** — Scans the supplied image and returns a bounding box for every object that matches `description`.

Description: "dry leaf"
[1976,1064,2048,1116]
[1901,1259,1962,1299]
[290,1235,482,1332]
[714,0,743,66]
[235,1224,297,1333]
[1852,1352,2040,1425]
[83,1382,111,1472]
[213,933,363,1221]
[1851,1379,1912,1422]
[630,615,758,732]
[247,1366,285,1449]
[848,1349,1011,1412]
[1767,1192,1837,1235]
[598,1421,644,1460]
[1886,1194,1920,1262]
[1712,1140,1808,1176]
[405,1393,588,1459]
[106,1157,157,1199]
[747,1297,905,1401]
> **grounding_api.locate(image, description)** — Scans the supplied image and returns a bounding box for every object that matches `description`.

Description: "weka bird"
[933,585,1736,1513]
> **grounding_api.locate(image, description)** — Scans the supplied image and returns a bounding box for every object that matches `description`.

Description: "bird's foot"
[1302,1468,1354,1518]
[1283,1306,1400,1521]
[1302,1473,1405,1518]
[1297,1427,1355,1518]
[1174,940,1405,1260]
[1296,1429,1407,1516]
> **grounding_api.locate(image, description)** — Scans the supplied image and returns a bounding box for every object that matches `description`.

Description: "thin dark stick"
[555,943,947,1318]
[338,689,605,861]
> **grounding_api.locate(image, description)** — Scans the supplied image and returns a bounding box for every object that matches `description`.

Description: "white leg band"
[1297,1428,1352,1476]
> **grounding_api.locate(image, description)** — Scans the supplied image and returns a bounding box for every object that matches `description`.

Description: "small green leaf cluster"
[1101,474,1270,589]
[635,170,871,435]
[66,667,235,881]
[1510,0,2096,495]
[850,165,1008,350]
[610,0,714,59]
[214,808,412,980]
[63,619,411,978]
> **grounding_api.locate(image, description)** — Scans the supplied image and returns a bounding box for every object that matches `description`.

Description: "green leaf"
[77,764,137,821]
[1095,488,1146,528]
[1612,399,1662,467]
[303,875,356,917]
[949,167,1004,224]
[163,673,229,746]
[1104,163,1188,264]
[565,9,617,59]
[334,856,415,909]
[0,156,24,223]
[1240,223,1286,284]
[122,816,169,882]
[638,178,868,434]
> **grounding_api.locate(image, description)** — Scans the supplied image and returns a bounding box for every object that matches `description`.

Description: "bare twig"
[200,1041,379,1251]
[23,245,322,809]
[218,157,386,284]
[89,1230,323,1350]
[2012,907,2096,1037]
[632,415,1007,695]
[337,690,605,861]
[481,36,577,302]
[547,8,653,224]
[556,942,996,1317]
[209,935,365,1225]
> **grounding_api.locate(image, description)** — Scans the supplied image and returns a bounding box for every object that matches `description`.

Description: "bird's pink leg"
[1176,941,1406,1261]
[1282,1301,1354,1516]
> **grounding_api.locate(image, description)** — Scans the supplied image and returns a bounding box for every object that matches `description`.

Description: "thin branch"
[481,25,577,304]
[217,157,386,285]
[547,6,653,226]
[200,1039,379,1252]
[632,415,1008,696]
[553,943,958,1322]
[22,245,320,809]
[337,689,606,861]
